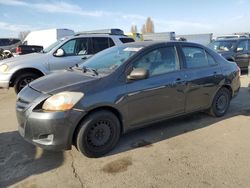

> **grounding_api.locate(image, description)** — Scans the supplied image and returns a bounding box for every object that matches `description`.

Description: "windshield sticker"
[123,47,143,52]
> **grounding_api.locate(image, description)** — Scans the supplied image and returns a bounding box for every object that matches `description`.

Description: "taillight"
[16,47,21,54]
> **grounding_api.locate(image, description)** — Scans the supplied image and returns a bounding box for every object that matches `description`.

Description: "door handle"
[174,78,186,85]
[213,71,218,77]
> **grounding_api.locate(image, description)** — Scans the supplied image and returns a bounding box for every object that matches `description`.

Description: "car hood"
[29,71,98,94]
[0,53,47,66]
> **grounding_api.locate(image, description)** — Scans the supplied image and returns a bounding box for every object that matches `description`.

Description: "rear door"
[125,44,186,127]
[180,45,223,112]
[49,37,92,72]
[234,39,250,69]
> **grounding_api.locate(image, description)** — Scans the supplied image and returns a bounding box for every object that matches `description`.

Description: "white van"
[23,28,74,48]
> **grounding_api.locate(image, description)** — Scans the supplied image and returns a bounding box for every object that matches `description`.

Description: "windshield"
[79,45,143,74]
[208,40,237,52]
[43,38,66,53]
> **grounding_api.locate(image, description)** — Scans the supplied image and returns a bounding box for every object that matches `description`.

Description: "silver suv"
[0,29,134,93]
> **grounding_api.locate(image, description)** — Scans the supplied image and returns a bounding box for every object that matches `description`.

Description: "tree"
[141,17,154,34]
[141,24,146,34]
[18,31,30,42]
[130,25,138,33]
[145,17,154,33]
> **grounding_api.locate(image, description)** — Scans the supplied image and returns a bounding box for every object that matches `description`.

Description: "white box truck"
[23,28,74,49]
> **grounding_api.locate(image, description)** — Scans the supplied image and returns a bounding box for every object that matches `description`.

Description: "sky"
[0,0,250,38]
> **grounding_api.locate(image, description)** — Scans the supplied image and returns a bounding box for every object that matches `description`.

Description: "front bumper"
[17,109,85,150]
[0,73,12,88]
[16,86,86,151]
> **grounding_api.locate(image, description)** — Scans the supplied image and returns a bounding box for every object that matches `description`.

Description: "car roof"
[118,40,204,48]
[70,33,129,39]
[214,38,249,42]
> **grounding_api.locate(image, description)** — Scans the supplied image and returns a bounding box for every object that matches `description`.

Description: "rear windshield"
[119,38,135,43]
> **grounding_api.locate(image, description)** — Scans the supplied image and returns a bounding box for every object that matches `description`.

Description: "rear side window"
[182,47,209,68]
[92,37,114,54]
[207,53,217,65]
[120,38,135,43]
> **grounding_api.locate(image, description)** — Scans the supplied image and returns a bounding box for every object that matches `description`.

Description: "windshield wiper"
[82,66,98,76]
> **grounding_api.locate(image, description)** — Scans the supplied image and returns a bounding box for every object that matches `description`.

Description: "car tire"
[76,110,121,158]
[14,73,39,94]
[209,87,231,117]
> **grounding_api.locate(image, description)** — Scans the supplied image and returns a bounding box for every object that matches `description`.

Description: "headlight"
[0,64,9,73]
[42,92,84,111]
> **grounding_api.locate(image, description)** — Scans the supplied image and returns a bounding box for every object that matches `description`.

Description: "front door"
[125,45,186,127]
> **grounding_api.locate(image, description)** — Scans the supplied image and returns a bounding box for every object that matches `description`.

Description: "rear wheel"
[209,88,231,117]
[76,110,121,158]
[14,73,39,94]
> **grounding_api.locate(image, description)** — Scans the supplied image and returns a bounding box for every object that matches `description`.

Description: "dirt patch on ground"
[102,157,132,174]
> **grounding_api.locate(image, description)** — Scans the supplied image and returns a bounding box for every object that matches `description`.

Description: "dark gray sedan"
[16,41,241,157]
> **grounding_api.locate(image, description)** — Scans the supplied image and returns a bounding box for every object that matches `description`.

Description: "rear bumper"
[17,109,86,150]
[0,73,11,88]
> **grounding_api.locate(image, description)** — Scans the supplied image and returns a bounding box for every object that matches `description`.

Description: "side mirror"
[54,48,65,57]
[127,68,149,80]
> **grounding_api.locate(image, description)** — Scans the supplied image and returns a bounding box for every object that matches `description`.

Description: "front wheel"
[76,110,121,158]
[209,88,231,117]
[14,73,39,94]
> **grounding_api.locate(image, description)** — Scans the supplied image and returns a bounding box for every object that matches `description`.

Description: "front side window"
[61,39,76,55]
[133,46,179,77]
[182,47,208,68]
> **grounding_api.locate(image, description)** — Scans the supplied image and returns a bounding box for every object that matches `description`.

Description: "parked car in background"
[208,38,250,71]
[16,41,240,158]
[216,35,248,40]
[0,38,21,51]
[0,29,135,93]
[15,45,43,55]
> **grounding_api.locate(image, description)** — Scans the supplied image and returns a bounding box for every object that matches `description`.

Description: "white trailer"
[143,32,176,41]
[23,28,74,49]
[177,33,213,45]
